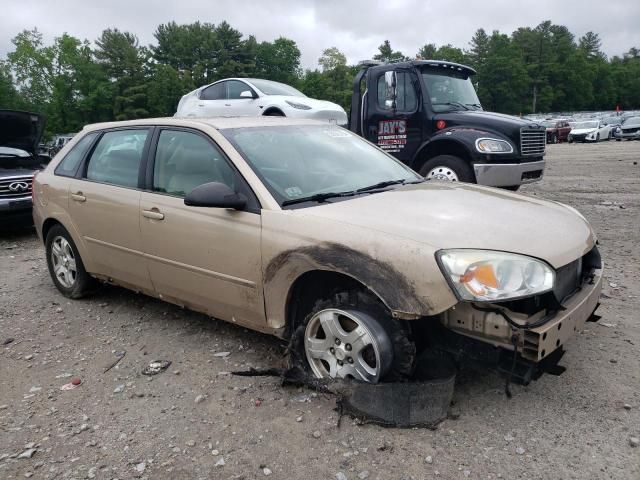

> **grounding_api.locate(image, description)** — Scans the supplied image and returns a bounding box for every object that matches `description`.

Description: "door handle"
[225,104,231,107]
[71,192,86,202]
[198,103,205,107]
[142,209,164,220]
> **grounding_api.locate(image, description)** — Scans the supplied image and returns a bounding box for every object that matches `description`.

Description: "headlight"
[475,138,513,154]
[436,249,555,302]
[285,100,312,110]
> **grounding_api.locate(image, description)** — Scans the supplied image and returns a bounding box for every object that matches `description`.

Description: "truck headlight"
[436,249,555,301]
[285,100,312,110]
[475,138,513,154]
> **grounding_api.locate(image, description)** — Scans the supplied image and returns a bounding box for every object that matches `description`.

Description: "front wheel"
[293,291,415,383]
[419,155,474,183]
[551,134,558,144]
[596,133,600,142]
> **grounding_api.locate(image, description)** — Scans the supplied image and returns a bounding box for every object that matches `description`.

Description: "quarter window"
[153,130,236,197]
[85,129,149,188]
[55,132,98,177]
[377,72,417,112]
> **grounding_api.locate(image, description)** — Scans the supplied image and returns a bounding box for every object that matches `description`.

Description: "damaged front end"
[437,246,603,381]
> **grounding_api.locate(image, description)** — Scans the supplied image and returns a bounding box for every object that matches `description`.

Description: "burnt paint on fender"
[265,242,432,314]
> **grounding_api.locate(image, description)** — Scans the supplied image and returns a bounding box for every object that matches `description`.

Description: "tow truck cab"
[349,60,546,189]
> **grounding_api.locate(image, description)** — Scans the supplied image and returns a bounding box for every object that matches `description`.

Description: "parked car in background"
[32,116,602,385]
[542,119,571,143]
[568,120,611,143]
[614,116,640,141]
[49,134,76,156]
[0,110,48,225]
[176,78,348,126]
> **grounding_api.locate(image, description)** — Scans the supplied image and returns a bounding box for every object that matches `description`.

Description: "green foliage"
[373,40,408,63]
[1,19,639,136]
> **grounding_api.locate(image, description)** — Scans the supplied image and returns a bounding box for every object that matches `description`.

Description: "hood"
[435,110,543,147]
[0,110,45,155]
[273,95,346,113]
[299,182,594,269]
[570,128,597,135]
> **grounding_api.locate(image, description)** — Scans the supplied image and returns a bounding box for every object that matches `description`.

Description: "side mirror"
[384,71,397,109]
[184,182,247,210]
[240,90,255,99]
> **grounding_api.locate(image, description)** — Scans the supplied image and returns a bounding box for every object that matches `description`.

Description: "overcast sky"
[2,0,639,69]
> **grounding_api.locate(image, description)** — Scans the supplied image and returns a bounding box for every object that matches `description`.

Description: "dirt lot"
[1,141,639,480]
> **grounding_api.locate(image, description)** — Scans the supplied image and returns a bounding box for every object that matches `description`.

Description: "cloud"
[1,0,638,70]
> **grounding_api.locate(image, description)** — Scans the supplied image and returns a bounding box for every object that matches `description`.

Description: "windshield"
[248,79,306,97]
[421,69,481,112]
[222,125,421,207]
[623,117,640,124]
[541,121,556,128]
[573,121,598,129]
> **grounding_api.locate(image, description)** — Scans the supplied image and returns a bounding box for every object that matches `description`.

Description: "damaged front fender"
[261,211,458,331]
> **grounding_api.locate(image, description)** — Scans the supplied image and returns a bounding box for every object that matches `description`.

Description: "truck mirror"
[384,71,397,109]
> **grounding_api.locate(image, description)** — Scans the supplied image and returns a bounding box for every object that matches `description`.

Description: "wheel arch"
[41,216,95,273]
[412,137,473,172]
[283,270,386,338]
[262,107,285,116]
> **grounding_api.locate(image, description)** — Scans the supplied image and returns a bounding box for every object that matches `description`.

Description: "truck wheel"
[419,155,474,183]
[292,291,415,383]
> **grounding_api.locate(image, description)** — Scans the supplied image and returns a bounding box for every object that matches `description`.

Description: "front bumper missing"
[473,160,545,187]
[442,267,603,362]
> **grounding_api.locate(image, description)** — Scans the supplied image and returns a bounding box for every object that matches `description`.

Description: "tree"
[319,47,347,72]
[373,40,407,63]
[7,28,54,110]
[0,61,22,108]
[95,29,149,120]
[467,29,490,68]
[579,32,605,60]
[417,43,437,59]
[255,37,301,84]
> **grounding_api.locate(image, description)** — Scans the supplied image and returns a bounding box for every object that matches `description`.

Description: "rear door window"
[55,132,98,177]
[86,129,149,188]
[201,82,226,100]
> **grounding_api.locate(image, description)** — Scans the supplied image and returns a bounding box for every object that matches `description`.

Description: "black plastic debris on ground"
[141,359,171,376]
[232,351,456,429]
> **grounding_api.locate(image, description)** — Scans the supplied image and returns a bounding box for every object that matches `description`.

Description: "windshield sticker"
[377,120,407,153]
[285,186,303,198]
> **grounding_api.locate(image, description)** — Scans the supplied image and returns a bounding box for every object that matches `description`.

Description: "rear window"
[85,129,149,188]
[55,132,98,177]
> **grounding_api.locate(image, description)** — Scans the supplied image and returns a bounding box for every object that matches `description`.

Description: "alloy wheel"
[50,236,77,288]
[304,308,392,383]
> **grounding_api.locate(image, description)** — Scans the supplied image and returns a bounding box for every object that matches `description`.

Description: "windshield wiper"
[466,103,482,110]
[355,178,423,192]
[433,101,470,111]
[281,191,359,207]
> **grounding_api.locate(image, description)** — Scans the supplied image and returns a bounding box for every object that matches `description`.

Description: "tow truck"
[349,60,546,189]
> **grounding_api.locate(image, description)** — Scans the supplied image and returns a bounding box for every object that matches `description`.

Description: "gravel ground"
[1,141,639,480]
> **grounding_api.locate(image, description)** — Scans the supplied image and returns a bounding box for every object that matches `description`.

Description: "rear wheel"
[45,225,95,298]
[293,291,415,383]
[419,155,474,183]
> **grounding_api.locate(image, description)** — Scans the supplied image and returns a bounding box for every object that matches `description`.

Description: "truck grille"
[520,128,546,156]
[0,175,33,199]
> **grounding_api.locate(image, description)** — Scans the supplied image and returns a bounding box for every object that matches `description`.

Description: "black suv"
[0,110,48,224]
